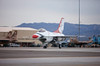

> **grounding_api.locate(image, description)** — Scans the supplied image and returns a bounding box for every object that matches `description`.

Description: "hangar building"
[0,27,42,47]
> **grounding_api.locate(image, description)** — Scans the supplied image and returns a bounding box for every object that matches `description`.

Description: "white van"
[9,43,20,47]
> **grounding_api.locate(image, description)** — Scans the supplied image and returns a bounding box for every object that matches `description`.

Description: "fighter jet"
[32,17,76,49]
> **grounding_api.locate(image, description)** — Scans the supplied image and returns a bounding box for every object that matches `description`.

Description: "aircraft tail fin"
[54,17,64,33]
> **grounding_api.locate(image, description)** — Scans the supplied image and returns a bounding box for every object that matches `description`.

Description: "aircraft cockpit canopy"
[38,28,46,32]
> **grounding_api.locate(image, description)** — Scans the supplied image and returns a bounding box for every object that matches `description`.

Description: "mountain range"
[17,22,100,37]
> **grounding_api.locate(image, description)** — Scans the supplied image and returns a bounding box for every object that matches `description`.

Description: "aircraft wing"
[53,35,77,38]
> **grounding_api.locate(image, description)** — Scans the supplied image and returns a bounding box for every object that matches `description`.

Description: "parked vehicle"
[9,43,20,47]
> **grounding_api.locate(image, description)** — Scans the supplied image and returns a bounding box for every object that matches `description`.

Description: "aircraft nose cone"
[32,35,39,38]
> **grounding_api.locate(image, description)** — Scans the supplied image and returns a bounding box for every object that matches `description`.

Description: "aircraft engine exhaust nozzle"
[32,35,39,38]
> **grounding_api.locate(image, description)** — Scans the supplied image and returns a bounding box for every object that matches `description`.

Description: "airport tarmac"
[0,47,100,66]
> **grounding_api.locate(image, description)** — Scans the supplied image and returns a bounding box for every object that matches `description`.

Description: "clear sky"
[0,0,100,26]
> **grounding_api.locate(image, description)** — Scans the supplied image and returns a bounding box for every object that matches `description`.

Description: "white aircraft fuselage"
[34,30,65,42]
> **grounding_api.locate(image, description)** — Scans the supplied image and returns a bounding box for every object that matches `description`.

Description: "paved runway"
[0,47,100,52]
[0,57,100,66]
[0,47,100,66]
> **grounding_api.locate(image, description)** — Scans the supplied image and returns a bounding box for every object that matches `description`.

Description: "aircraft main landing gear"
[59,44,62,49]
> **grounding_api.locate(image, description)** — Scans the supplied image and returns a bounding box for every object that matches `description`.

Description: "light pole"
[79,0,80,40]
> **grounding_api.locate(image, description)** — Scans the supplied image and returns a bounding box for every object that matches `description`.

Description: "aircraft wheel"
[43,45,47,49]
[59,44,61,49]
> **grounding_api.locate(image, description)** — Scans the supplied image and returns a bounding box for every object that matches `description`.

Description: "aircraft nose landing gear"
[43,43,47,49]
